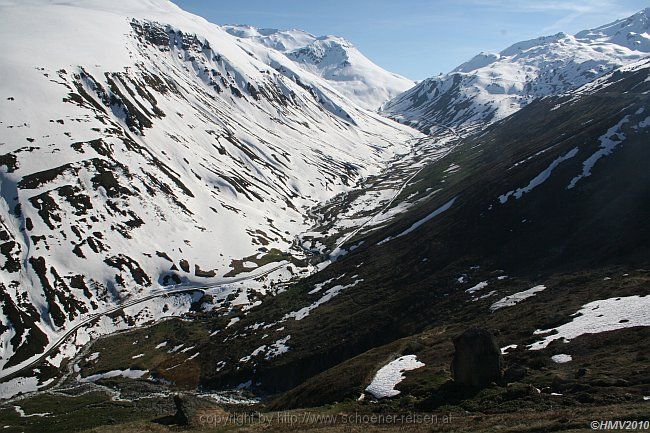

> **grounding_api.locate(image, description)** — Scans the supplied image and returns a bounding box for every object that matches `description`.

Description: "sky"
[171,0,649,80]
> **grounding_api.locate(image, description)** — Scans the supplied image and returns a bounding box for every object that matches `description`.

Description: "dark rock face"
[451,328,501,388]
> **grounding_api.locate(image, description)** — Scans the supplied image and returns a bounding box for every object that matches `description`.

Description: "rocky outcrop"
[451,328,501,388]
[169,394,226,427]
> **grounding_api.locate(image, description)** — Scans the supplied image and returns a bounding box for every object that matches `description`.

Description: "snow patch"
[365,355,425,399]
[567,116,629,189]
[13,405,50,418]
[0,376,53,400]
[80,369,149,383]
[466,281,488,294]
[379,197,456,245]
[284,279,363,321]
[551,354,572,363]
[500,148,578,203]
[265,335,291,359]
[530,295,650,350]
[490,285,546,312]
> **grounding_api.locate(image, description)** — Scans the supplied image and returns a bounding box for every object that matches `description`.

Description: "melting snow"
[365,355,425,399]
[284,279,363,321]
[307,277,338,295]
[81,369,149,383]
[530,295,650,350]
[444,163,461,173]
[13,406,49,417]
[265,335,291,359]
[490,285,546,311]
[567,116,629,189]
[551,354,572,363]
[240,335,291,362]
[466,281,488,294]
[201,391,259,405]
[637,116,650,128]
[168,344,184,353]
[0,377,41,399]
[500,147,579,203]
[474,290,497,301]
[378,197,457,245]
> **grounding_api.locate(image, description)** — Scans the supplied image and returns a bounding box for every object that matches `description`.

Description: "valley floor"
[106,403,649,433]
[2,396,648,432]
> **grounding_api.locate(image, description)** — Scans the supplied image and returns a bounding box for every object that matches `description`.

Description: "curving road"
[0,263,287,383]
[1,129,462,388]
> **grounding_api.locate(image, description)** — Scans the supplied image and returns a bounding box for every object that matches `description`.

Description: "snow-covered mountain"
[0,0,420,375]
[222,25,316,52]
[223,25,415,111]
[382,8,650,134]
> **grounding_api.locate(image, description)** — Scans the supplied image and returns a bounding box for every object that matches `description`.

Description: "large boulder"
[451,328,501,388]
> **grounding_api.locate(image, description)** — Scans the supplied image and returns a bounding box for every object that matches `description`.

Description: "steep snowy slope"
[224,26,415,111]
[0,0,419,375]
[382,8,650,134]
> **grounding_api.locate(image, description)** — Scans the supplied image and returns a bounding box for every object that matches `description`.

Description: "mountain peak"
[288,36,355,67]
[225,24,414,110]
[500,32,570,57]
[574,7,650,52]
[315,34,354,46]
[222,24,316,51]
[452,51,500,73]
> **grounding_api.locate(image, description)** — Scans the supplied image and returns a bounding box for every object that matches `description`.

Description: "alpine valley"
[0,2,648,433]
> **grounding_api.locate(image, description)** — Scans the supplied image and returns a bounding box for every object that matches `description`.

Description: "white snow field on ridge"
[223,25,415,111]
[0,0,421,377]
[382,8,650,134]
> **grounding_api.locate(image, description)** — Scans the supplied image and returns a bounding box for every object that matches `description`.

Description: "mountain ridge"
[224,24,415,110]
[382,7,650,134]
